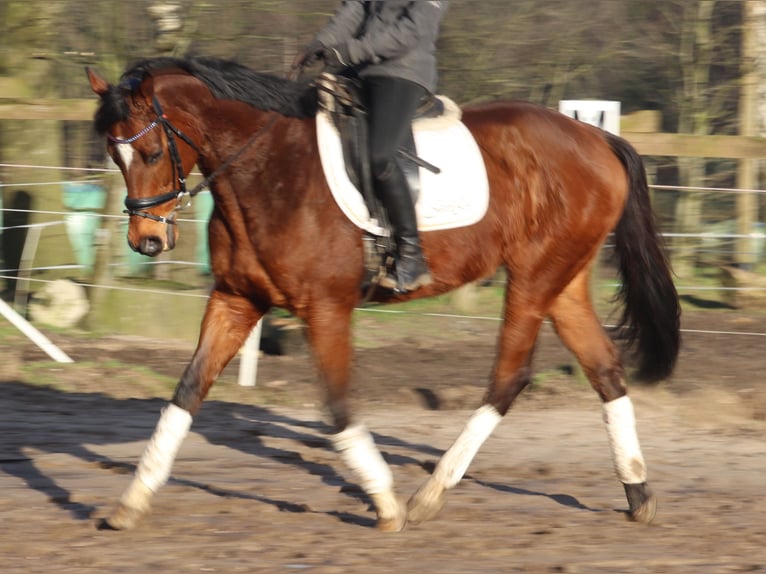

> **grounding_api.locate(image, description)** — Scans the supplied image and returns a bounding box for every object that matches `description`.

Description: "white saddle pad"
[316,97,489,236]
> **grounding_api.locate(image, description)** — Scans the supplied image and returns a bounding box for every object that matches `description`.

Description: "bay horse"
[86,56,680,532]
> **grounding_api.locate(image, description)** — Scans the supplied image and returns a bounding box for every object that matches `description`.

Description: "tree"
[737,0,765,270]
[0,1,69,285]
[627,1,742,277]
[673,1,718,278]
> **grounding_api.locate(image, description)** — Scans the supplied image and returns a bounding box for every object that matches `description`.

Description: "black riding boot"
[375,166,433,293]
[386,235,433,292]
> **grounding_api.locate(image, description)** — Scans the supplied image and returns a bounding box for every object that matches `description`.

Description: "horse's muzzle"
[133,235,165,257]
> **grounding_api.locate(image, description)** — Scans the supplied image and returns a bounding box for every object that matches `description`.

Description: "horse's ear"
[129,75,156,113]
[137,75,155,98]
[86,67,110,95]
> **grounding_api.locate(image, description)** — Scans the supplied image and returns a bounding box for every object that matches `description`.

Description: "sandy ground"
[0,305,765,573]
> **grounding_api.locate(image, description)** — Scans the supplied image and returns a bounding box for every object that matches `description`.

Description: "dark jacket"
[313,0,448,93]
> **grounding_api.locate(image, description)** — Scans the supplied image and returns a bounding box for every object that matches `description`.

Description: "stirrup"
[378,273,397,291]
[399,271,433,293]
[379,266,433,293]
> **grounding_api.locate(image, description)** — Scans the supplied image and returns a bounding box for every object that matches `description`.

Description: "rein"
[113,95,278,224]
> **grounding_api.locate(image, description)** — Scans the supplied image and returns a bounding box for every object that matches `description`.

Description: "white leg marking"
[432,404,502,489]
[116,143,135,173]
[332,424,393,494]
[370,491,401,519]
[117,475,154,515]
[602,395,647,483]
[133,403,192,492]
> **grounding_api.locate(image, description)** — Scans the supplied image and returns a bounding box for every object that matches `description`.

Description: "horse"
[86,56,680,532]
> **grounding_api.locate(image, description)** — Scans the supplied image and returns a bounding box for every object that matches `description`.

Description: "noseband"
[108,96,201,225]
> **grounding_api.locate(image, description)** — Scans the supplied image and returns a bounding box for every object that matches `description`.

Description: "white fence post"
[237,319,263,387]
[0,298,74,363]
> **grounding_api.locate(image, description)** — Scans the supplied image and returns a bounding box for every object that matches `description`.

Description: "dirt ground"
[1,302,765,573]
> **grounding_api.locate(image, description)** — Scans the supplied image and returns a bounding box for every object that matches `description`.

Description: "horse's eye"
[146,151,163,165]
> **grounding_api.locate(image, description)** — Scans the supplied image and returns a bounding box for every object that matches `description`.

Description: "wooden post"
[737,1,760,270]
[13,224,42,313]
[86,161,124,328]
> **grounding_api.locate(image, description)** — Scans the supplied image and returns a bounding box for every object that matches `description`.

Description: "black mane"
[94,56,317,134]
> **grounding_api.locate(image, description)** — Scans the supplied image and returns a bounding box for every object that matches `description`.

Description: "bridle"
[109,95,278,225]
[108,96,201,225]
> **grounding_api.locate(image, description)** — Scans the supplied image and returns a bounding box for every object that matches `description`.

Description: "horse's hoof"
[628,493,657,524]
[372,492,407,532]
[97,503,145,531]
[406,481,446,525]
[377,512,407,532]
[624,482,657,524]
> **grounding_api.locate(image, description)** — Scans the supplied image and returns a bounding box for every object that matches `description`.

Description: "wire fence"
[1,163,765,340]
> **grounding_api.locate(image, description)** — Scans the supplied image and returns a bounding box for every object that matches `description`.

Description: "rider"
[293,0,449,293]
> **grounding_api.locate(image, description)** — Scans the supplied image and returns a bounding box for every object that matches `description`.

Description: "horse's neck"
[200,111,317,233]
[196,107,275,194]
[201,106,275,165]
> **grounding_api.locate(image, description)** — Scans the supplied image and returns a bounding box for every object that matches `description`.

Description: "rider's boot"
[374,165,433,293]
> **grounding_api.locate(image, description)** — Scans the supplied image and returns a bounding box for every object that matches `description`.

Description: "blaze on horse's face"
[87,68,191,257]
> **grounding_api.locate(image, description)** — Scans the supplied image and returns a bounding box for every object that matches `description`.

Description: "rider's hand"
[321,44,352,71]
[291,40,324,71]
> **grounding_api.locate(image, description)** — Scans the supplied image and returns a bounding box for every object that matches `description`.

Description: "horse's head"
[87,66,201,256]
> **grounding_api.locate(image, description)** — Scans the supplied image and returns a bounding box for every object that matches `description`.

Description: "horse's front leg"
[306,303,406,532]
[101,290,261,530]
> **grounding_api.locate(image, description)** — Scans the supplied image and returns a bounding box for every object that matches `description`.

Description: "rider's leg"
[365,75,433,293]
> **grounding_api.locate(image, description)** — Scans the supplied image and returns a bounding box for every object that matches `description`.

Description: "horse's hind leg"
[407,289,541,524]
[101,290,261,530]
[305,302,406,532]
[548,271,656,523]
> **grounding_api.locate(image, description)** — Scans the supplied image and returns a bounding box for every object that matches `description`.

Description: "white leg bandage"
[432,404,503,489]
[332,424,393,495]
[602,395,647,484]
[133,403,193,492]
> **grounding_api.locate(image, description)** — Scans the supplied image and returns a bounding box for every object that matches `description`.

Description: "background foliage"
[0,1,746,119]
[1,1,764,284]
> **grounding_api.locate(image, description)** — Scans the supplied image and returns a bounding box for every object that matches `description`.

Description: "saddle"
[315,73,489,296]
[316,73,444,229]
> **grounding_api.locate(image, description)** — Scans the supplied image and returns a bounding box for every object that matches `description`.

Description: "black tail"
[607,133,681,382]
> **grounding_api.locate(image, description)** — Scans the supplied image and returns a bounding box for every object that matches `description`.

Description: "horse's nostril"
[139,236,164,257]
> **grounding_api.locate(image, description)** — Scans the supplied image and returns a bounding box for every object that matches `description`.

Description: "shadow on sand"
[0,381,595,529]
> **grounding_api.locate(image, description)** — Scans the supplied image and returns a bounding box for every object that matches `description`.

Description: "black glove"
[291,40,324,71]
[321,44,352,71]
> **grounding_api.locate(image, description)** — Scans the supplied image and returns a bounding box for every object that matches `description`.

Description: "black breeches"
[364,76,426,182]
